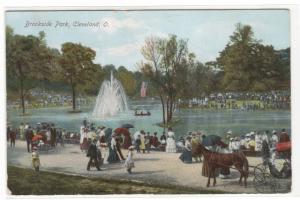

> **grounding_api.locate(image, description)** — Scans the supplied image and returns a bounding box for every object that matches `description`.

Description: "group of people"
[226,129,290,153]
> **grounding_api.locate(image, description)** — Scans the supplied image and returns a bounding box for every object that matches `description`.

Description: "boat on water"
[134,110,151,116]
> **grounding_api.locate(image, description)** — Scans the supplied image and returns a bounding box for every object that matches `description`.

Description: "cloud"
[106,42,142,57]
[100,17,144,33]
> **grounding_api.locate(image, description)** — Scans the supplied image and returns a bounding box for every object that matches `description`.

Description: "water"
[7,99,291,139]
[92,71,129,118]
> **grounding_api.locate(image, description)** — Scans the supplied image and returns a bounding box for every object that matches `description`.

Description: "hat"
[246,133,250,137]
[128,146,135,150]
[230,137,234,141]
[272,130,277,134]
[250,131,255,135]
[227,130,232,134]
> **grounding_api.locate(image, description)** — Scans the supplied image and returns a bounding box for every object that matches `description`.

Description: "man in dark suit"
[87,139,101,171]
[25,126,34,152]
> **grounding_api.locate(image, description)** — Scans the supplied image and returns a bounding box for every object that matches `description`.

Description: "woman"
[107,134,120,163]
[124,146,135,174]
[97,127,108,164]
[179,136,192,163]
[166,128,177,153]
[140,132,146,153]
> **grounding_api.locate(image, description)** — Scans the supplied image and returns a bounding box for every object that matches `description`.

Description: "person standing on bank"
[25,126,34,153]
[166,127,177,153]
[179,136,193,163]
[9,128,16,148]
[124,146,135,174]
[135,135,141,153]
[86,139,101,171]
[32,146,40,172]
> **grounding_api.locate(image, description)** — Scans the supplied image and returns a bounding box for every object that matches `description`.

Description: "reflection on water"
[7,100,291,138]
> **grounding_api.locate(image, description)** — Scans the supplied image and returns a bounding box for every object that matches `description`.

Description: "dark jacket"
[25,129,33,141]
[87,142,98,158]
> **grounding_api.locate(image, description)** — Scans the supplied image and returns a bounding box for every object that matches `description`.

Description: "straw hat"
[128,146,135,151]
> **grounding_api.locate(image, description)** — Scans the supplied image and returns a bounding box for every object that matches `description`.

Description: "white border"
[1,1,300,200]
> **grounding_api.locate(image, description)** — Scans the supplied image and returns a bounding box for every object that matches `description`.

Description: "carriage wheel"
[254,172,276,193]
[253,164,278,193]
[254,163,267,177]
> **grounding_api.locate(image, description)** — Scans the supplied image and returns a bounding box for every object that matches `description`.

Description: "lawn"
[7,166,227,195]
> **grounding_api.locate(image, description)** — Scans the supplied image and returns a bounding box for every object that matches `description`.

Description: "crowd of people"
[182,90,290,110]
[7,120,291,177]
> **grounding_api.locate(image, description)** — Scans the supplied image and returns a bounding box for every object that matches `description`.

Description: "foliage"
[6,26,56,114]
[217,23,289,91]
[140,35,192,123]
[58,42,97,110]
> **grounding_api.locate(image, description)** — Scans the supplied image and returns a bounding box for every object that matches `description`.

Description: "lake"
[7,100,291,139]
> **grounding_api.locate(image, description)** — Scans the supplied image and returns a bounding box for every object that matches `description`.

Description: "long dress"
[99,131,109,164]
[124,151,135,170]
[166,131,177,153]
[107,138,120,163]
[140,135,146,152]
[179,140,192,163]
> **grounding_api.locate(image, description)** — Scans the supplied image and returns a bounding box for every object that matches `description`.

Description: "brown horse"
[195,143,249,187]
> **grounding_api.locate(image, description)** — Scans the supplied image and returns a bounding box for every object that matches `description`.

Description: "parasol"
[114,128,130,136]
[202,135,222,146]
[32,134,43,142]
[121,123,134,129]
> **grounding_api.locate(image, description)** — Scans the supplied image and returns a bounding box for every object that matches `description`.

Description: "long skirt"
[81,138,88,150]
[107,147,120,163]
[179,150,192,163]
[202,159,219,177]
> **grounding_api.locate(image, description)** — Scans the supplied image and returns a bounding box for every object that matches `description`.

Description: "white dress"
[124,151,135,169]
[79,126,85,144]
[166,131,177,153]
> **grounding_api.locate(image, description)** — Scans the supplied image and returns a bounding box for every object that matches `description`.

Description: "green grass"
[7,166,228,195]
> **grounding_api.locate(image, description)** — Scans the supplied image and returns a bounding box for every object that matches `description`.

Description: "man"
[115,136,125,160]
[25,126,34,153]
[145,132,151,153]
[135,135,141,153]
[87,139,101,171]
[50,124,56,147]
[9,128,16,148]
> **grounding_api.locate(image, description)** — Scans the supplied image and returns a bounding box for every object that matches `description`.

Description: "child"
[124,146,135,174]
[32,146,40,172]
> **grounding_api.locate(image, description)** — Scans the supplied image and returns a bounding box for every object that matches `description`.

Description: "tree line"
[6,23,290,124]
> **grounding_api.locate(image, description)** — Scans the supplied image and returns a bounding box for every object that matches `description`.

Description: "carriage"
[253,141,291,193]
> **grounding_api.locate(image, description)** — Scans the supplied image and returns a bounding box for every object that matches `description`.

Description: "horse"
[195,143,249,187]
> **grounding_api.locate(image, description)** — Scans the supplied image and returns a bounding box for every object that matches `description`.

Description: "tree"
[116,66,137,97]
[6,26,55,114]
[140,35,191,124]
[59,42,97,111]
[217,23,287,92]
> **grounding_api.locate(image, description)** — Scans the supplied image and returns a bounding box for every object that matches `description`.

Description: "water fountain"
[92,71,129,118]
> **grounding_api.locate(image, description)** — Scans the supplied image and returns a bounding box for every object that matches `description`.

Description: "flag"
[140,81,148,97]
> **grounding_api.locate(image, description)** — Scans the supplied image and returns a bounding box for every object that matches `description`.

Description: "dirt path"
[7,141,263,193]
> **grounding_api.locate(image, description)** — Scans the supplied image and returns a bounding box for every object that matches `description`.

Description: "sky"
[6,9,290,71]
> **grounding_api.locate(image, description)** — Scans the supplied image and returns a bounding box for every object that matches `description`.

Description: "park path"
[7,141,262,194]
